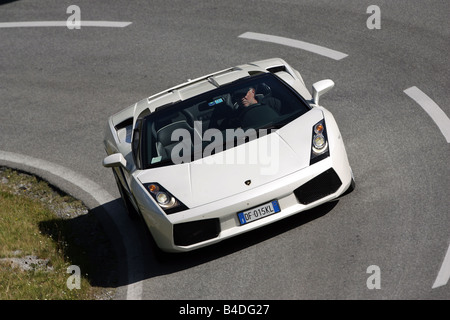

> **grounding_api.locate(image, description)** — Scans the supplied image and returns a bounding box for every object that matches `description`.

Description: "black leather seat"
[156,120,194,160]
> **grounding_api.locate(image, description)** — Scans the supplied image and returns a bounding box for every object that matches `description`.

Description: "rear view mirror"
[103,153,127,168]
[312,79,335,106]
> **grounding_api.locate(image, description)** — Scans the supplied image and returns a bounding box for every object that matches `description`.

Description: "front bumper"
[138,154,354,252]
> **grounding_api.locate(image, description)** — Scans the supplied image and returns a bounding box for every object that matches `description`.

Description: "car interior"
[144,73,311,167]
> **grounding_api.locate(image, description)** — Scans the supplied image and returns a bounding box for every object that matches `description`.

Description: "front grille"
[294,168,342,205]
[173,219,221,246]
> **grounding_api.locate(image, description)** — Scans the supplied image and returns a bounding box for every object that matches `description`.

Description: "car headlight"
[310,120,330,165]
[143,183,187,214]
[312,134,327,151]
[155,191,177,208]
[156,191,169,204]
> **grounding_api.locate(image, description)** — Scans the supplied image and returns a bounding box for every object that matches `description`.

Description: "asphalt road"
[1,0,449,300]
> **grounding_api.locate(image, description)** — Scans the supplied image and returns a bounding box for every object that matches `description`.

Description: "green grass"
[0,168,116,299]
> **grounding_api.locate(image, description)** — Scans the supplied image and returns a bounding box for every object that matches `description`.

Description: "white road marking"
[0,151,113,204]
[404,87,450,287]
[432,244,450,289]
[403,87,450,288]
[238,31,348,60]
[0,21,132,28]
[0,150,143,300]
[404,86,450,143]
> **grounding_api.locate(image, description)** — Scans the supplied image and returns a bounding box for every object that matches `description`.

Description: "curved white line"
[0,151,114,204]
[0,21,132,28]
[404,86,450,143]
[432,245,450,289]
[0,150,143,299]
[238,32,348,60]
[403,87,450,288]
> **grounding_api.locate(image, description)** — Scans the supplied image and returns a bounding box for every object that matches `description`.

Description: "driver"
[233,86,281,127]
[240,86,259,107]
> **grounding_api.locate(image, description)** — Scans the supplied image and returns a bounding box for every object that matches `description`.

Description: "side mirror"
[103,153,127,168]
[312,79,335,106]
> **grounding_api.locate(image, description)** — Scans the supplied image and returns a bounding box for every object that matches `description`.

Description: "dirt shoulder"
[0,167,118,299]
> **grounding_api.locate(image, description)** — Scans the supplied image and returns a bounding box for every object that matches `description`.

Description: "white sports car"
[103,58,354,252]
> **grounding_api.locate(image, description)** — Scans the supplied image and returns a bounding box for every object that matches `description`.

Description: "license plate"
[237,200,281,225]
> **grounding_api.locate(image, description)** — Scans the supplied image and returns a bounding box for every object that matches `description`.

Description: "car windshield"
[142,72,311,168]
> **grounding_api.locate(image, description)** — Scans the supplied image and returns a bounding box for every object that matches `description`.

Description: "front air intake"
[173,219,221,246]
[294,169,342,205]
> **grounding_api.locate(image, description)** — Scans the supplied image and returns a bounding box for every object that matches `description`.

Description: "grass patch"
[0,167,117,299]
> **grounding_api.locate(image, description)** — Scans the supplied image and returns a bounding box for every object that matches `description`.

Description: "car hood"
[137,109,324,208]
